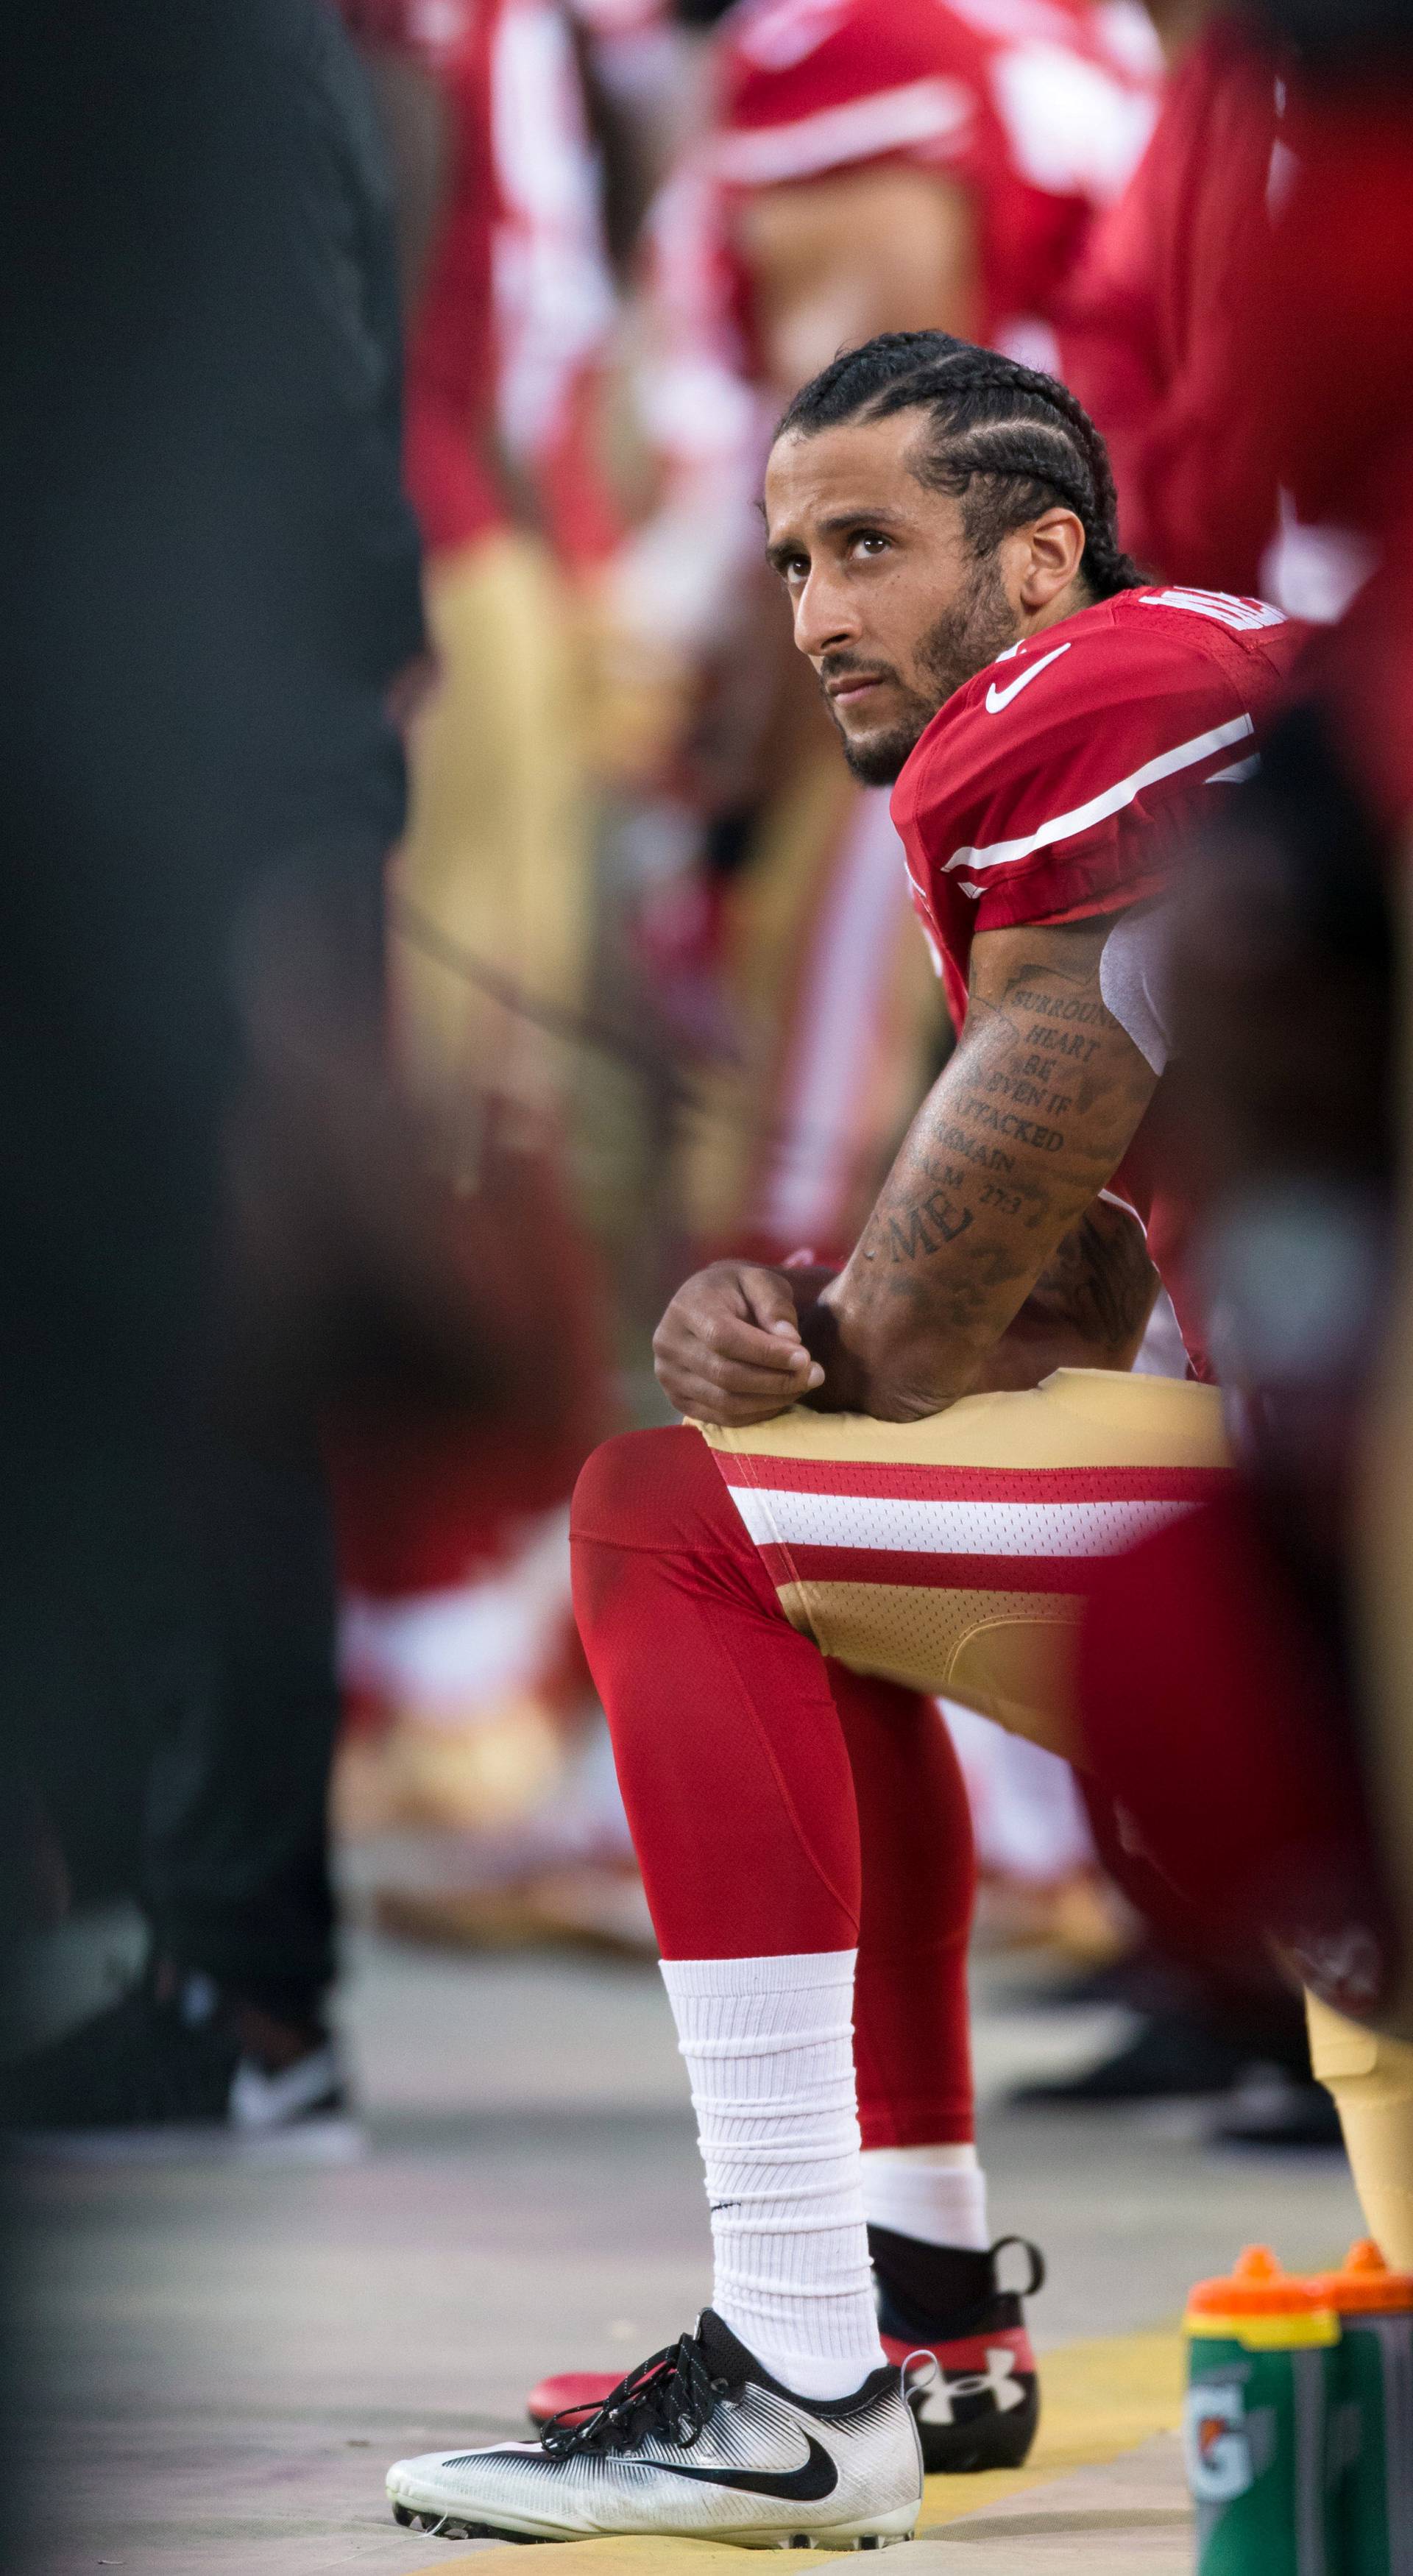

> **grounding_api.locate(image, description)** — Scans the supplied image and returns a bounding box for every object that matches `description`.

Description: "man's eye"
[851,531,890,558]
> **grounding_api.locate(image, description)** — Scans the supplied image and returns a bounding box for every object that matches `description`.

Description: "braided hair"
[775,331,1145,601]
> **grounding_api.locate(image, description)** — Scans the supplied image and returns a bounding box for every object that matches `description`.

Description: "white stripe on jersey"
[712,77,973,186]
[1138,588,1287,632]
[725,1485,1193,1557]
[943,713,1255,877]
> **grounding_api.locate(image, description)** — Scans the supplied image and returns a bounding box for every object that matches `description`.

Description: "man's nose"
[794,568,858,661]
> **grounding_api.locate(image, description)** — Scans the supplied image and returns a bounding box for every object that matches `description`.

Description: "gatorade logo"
[1183,2384,1254,2504]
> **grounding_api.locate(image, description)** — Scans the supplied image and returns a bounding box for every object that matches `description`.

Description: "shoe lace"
[540,2332,729,2458]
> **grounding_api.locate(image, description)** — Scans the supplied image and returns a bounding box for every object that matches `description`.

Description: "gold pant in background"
[394,529,591,1130]
[679,754,941,1260]
[1307,1993,1413,2266]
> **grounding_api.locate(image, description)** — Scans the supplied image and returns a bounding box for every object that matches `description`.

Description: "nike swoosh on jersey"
[985,642,1072,713]
[658,2435,839,2502]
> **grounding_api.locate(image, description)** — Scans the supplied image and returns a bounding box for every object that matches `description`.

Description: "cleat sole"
[389,2510,916,2552]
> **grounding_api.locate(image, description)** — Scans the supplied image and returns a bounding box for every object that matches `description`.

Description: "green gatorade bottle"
[1308,2240,1413,2576]
[1183,2246,1342,2575]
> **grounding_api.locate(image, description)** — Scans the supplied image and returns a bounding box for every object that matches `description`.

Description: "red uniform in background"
[333,0,620,1842]
[348,0,621,568]
[1058,18,1279,594]
[716,0,1158,370]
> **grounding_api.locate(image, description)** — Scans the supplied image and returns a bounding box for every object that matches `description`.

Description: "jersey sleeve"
[896,610,1261,935]
[713,0,981,191]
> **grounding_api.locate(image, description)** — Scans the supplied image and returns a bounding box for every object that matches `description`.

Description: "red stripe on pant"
[570,1426,976,2149]
[748,1542,1091,1593]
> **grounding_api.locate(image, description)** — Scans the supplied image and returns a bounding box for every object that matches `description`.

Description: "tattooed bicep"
[1024,1198,1158,1358]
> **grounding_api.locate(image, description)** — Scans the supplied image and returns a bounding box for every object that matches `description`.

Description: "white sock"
[660,1949,886,2402]
[861,2143,989,2251]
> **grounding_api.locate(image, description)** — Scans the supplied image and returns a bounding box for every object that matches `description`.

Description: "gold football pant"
[700,1368,1230,1755]
[394,528,590,1125]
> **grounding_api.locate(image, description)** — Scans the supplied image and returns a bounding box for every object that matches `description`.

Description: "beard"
[825,552,1018,787]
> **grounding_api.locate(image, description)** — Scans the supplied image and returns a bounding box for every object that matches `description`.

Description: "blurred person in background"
[332,0,667,1955]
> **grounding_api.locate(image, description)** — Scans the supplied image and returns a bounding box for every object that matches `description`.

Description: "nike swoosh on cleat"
[658,2435,839,2502]
[985,642,1071,712]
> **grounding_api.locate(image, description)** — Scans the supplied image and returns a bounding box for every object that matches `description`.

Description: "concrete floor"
[15,1932,1362,2576]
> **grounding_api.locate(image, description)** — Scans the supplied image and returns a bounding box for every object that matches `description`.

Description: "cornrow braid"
[776,331,1146,601]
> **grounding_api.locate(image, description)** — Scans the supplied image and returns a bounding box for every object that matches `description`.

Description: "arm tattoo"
[812,916,1159,1416]
[1020,1201,1158,1356]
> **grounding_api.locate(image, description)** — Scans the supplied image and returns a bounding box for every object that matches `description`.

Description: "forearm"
[804,922,1158,1418]
[793,1203,1156,1403]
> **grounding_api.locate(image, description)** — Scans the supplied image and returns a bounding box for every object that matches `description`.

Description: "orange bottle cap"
[1308,2240,1413,2314]
[1188,2246,1328,2317]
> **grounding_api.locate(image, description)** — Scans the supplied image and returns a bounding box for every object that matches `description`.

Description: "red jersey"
[890,583,1303,1371]
[342,0,617,564]
[1058,20,1281,596]
[715,0,1159,367]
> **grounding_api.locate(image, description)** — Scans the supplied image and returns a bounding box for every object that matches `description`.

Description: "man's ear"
[1017,507,1087,610]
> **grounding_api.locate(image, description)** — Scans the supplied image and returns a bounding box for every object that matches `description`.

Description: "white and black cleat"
[528,2236,1047,2481]
[386,2310,922,2548]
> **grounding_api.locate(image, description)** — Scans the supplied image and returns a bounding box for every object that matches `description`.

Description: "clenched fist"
[653,1262,825,1426]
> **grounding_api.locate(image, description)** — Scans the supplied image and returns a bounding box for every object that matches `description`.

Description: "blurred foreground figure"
[1057,0,1413,2262]
[0,0,420,2150]
[0,0,588,2164]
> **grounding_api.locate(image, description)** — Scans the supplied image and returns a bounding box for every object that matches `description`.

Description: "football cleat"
[528,2233,1046,2480]
[388,2308,922,2548]
[872,2232,1044,2474]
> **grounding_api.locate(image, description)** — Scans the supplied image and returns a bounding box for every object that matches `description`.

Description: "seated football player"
[384,333,1302,2547]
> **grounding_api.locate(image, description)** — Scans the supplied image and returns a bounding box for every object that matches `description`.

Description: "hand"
[653,1262,825,1426]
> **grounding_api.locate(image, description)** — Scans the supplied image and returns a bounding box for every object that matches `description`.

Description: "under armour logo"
[917,2351,1026,2424]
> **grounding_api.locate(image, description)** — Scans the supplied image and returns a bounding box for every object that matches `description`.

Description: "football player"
[615,0,1160,1265]
[384,336,1304,2545]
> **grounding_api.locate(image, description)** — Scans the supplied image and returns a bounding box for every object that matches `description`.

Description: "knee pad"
[1308,1992,1413,2268]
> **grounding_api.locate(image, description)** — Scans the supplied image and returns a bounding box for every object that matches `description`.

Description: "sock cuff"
[860,2142,979,2171]
[661,1949,857,2000]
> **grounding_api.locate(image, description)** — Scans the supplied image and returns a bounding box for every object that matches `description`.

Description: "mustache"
[817,652,899,695]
